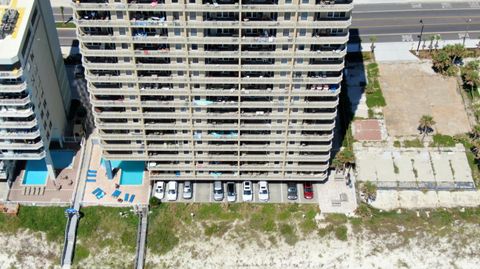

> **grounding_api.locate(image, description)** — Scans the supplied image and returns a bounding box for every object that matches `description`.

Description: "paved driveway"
[157,181,319,204]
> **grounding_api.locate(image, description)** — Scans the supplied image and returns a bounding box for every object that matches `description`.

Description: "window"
[300,13,308,20]
[284,13,291,20]
[190,29,197,36]
[285,0,292,3]
[31,8,38,25]
[192,44,198,50]
[283,29,289,36]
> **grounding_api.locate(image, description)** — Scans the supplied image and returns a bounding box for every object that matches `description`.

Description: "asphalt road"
[52,2,480,46]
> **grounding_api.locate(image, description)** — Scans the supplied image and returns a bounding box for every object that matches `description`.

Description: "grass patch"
[0,206,67,242]
[55,22,76,28]
[73,244,90,264]
[76,206,138,263]
[279,224,298,246]
[393,140,401,147]
[365,63,386,108]
[403,138,423,148]
[430,134,456,147]
[334,225,348,241]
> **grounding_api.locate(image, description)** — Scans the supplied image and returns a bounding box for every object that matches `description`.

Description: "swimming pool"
[22,150,76,185]
[101,159,144,185]
[22,160,48,185]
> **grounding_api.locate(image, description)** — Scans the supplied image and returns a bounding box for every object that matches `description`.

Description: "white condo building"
[0,0,70,179]
[71,0,352,181]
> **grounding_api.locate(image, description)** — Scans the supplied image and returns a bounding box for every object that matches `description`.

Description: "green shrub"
[334,225,348,241]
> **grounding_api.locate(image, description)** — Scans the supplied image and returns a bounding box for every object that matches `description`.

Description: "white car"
[258,181,269,202]
[242,181,253,202]
[154,181,165,200]
[166,181,178,201]
[183,181,193,199]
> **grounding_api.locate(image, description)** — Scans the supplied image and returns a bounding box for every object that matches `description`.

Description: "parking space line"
[280,182,284,203]
[193,182,196,203]
[209,182,212,202]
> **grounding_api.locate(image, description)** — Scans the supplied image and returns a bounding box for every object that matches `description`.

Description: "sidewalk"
[50,0,71,7]
[354,0,477,4]
[349,39,480,62]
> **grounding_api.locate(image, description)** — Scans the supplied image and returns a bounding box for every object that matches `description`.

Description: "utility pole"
[416,19,424,53]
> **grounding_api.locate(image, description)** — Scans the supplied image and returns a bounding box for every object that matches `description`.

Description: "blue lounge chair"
[96,191,105,199]
[112,189,121,198]
[87,172,96,177]
[124,193,129,202]
[88,169,97,173]
[92,187,101,195]
[86,179,96,183]
[129,194,135,203]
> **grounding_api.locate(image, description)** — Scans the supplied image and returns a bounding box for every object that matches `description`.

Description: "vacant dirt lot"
[380,62,470,136]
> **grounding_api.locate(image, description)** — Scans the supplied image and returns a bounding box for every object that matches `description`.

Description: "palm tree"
[434,34,441,50]
[60,6,65,23]
[418,115,435,140]
[369,36,377,54]
[471,124,480,140]
[429,35,436,53]
[463,69,480,98]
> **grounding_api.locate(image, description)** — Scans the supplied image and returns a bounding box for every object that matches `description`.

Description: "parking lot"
[155,181,320,204]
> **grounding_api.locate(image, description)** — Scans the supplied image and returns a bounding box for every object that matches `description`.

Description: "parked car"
[153,181,165,200]
[183,181,193,199]
[166,181,178,201]
[242,181,253,202]
[226,182,236,202]
[213,181,224,201]
[303,182,314,200]
[258,181,269,202]
[287,182,298,200]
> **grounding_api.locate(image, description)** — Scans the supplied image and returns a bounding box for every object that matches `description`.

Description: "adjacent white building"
[0,0,70,179]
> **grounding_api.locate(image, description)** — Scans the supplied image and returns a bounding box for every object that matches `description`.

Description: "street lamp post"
[416,19,424,53]
[463,18,472,46]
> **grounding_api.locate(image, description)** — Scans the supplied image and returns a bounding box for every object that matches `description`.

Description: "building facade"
[72,0,352,181]
[0,0,70,179]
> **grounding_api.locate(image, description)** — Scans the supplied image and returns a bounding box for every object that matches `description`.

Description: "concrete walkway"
[134,206,149,269]
[61,137,93,269]
[355,39,480,62]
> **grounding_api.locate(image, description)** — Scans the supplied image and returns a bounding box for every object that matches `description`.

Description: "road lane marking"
[402,34,414,42]
[353,8,480,14]
[441,3,452,9]
[411,3,422,9]
[470,2,480,8]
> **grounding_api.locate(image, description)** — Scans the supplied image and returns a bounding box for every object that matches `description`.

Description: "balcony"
[0,129,41,139]
[0,96,30,106]
[0,82,27,93]
[0,141,43,150]
[0,150,46,160]
[0,107,34,117]
[0,69,22,79]
[0,118,37,129]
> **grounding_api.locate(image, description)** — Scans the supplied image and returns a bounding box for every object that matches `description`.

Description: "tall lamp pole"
[463,18,471,46]
[416,19,424,53]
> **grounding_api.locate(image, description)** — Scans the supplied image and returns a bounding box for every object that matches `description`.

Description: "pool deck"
[82,143,149,206]
[7,144,82,204]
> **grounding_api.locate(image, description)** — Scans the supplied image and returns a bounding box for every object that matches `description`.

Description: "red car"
[303,182,314,199]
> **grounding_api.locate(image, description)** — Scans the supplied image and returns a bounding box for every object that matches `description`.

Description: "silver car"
[213,181,224,201]
[183,181,193,199]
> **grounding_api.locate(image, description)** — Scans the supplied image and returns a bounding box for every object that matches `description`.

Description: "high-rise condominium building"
[72,0,352,181]
[0,0,70,179]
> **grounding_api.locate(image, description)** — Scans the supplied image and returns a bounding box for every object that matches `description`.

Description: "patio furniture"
[112,189,121,198]
[86,179,96,183]
[129,194,135,203]
[88,169,97,173]
[96,191,105,199]
[92,187,102,195]
[124,193,129,202]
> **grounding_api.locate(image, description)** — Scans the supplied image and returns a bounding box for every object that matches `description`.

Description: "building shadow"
[330,28,367,165]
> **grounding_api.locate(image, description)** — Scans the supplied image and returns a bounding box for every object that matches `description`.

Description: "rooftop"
[0,0,33,65]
